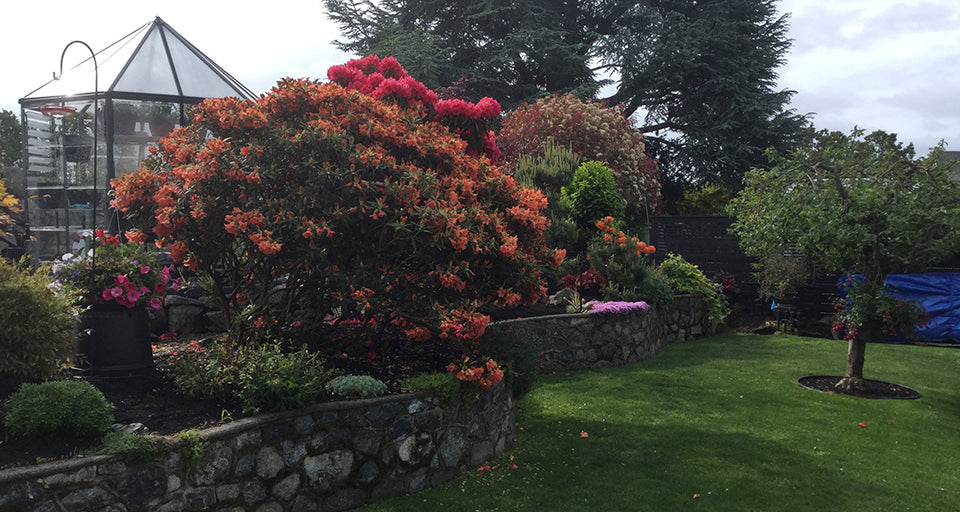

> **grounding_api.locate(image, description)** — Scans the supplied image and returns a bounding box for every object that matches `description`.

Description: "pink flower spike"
[858,423,867,428]
[511,464,518,469]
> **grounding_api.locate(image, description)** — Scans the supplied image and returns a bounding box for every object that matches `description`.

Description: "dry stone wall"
[0,382,513,512]
[490,295,715,373]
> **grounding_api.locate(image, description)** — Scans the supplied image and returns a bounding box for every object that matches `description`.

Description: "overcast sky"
[2,0,958,153]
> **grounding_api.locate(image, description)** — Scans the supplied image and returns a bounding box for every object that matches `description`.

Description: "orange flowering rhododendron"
[112,56,562,361]
[447,356,505,390]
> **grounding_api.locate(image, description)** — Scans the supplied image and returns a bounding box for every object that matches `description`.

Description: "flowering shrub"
[832,278,928,341]
[588,217,671,306]
[112,56,562,358]
[446,355,504,390]
[583,300,650,314]
[500,94,661,223]
[327,55,501,162]
[51,229,178,309]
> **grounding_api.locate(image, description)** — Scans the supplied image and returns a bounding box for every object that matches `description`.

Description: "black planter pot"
[76,305,154,374]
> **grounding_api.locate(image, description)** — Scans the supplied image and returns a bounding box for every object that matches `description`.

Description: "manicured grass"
[360,333,960,511]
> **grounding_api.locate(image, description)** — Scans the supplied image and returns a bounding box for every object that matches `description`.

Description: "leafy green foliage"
[562,162,625,232]
[755,253,811,298]
[730,128,960,281]
[0,259,76,392]
[173,342,335,415]
[3,380,114,437]
[178,429,204,475]
[0,109,21,167]
[729,127,960,380]
[671,184,738,215]
[327,375,389,398]
[96,432,168,463]
[478,325,540,399]
[658,253,729,324]
[400,372,461,406]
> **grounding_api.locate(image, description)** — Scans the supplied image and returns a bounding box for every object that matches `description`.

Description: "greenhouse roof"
[21,16,255,105]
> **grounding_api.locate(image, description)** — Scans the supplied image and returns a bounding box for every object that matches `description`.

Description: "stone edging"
[0,382,513,512]
[489,295,716,373]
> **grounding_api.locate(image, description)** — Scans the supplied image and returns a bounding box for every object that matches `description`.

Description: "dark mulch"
[0,336,231,470]
[0,332,455,471]
[797,375,922,400]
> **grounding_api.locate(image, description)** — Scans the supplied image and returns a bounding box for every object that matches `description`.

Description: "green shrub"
[401,372,461,406]
[562,161,625,232]
[178,429,204,475]
[478,325,540,399]
[3,380,114,437]
[174,341,335,415]
[327,375,388,398]
[658,253,729,324]
[0,259,77,391]
[96,432,168,462]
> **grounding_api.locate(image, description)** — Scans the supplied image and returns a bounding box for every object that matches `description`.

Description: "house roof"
[20,16,254,105]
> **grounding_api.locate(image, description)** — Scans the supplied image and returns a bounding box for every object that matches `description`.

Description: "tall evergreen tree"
[323,0,806,189]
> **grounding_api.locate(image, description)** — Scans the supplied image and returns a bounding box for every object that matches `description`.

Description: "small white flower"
[61,253,74,261]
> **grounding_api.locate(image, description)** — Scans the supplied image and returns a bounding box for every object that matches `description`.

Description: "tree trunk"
[836,318,878,392]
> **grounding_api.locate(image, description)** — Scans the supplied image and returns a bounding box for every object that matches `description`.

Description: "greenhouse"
[18,16,254,260]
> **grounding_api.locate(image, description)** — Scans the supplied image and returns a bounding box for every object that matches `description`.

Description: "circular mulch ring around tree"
[797,375,922,400]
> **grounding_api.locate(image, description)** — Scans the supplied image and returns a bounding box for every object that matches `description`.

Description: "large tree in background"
[0,110,21,168]
[729,128,960,391]
[323,0,806,189]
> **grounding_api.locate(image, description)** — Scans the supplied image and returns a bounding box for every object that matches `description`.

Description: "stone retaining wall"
[0,382,513,512]
[490,295,716,373]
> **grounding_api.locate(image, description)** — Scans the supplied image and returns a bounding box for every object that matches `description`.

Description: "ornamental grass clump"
[112,55,562,369]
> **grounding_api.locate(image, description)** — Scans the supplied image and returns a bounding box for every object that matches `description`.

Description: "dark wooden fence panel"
[649,216,754,283]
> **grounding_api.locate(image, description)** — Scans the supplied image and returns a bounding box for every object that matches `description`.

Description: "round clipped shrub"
[563,161,625,232]
[3,380,114,437]
[327,375,388,398]
[0,259,76,392]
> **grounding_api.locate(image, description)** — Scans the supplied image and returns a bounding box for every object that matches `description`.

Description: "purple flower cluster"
[584,301,650,314]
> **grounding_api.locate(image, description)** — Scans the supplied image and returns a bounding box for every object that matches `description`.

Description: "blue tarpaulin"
[884,273,960,343]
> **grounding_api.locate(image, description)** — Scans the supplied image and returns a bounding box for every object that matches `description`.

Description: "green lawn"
[360,333,960,511]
